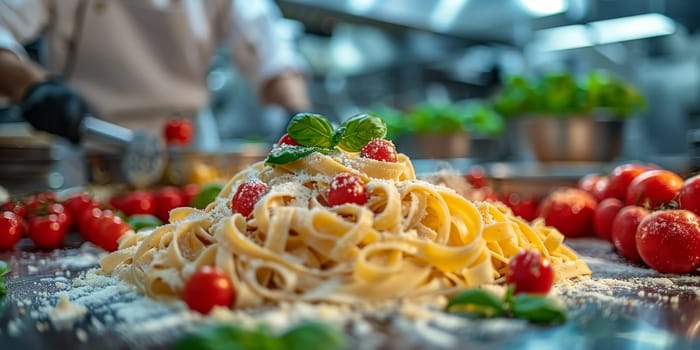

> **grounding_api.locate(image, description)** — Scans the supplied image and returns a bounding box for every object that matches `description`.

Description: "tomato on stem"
[183,266,235,314]
[505,250,554,295]
[625,170,683,209]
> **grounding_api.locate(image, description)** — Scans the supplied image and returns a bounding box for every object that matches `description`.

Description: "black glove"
[21,80,92,143]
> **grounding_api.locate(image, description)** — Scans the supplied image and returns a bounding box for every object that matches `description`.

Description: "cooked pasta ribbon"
[101,150,590,307]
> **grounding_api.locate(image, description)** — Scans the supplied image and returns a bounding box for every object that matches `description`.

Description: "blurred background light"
[590,13,676,44]
[517,0,568,16]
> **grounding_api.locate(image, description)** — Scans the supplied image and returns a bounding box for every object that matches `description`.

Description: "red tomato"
[154,187,185,222]
[1,200,27,218]
[465,165,488,189]
[593,198,624,242]
[92,215,131,252]
[164,118,194,146]
[327,173,368,207]
[27,214,69,249]
[118,190,156,216]
[636,209,700,274]
[610,205,649,263]
[625,170,683,209]
[678,175,700,216]
[183,266,235,314]
[578,173,603,195]
[79,208,115,243]
[505,250,554,295]
[608,163,657,200]
[0,211,25,250]
[360,138,398,163]
[231,180,269,217]
[277,133,298,147]
[503,192,538,221]
[592,176,616,202]
[25,192,56,212]
[537,188,597,237]
[45,202,72,231]
[181,184,200,207]
[63,193,97,228]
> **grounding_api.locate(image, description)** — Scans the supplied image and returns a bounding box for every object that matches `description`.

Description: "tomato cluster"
[574,163,700,274]
[0,183,202,252]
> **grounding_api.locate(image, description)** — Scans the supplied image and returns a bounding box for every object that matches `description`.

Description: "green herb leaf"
[279,322,346,350]
[287,113,335,147]
[0,260,9,296]
[175,322,345,350]
[265,146,338,165]
[445,289,506,318]
[336,113,387,152]
[510,293,567,324]
[126,214,163,231]
[192,183,224,209]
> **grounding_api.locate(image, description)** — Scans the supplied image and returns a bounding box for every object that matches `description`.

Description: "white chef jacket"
[0,0,305,122]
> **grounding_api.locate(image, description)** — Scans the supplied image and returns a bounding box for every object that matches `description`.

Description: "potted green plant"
[373,101,505,159]
[492,70,646,162]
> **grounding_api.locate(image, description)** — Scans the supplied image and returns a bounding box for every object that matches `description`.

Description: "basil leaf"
[0,278,6,296]
[287,113,334,147]
[445,289,506,318]
[175,325,278,350]
[279,322,346,350]
[336,113,387,152]
[0,260,9,277]
[126,214,163,232]
[192,183,224,209]
[265,146,338,165]
[511,294,567,324]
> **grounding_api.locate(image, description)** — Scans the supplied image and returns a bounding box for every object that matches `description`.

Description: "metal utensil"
[81,116,166,187]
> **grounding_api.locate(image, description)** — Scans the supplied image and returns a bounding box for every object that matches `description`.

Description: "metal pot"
[520,116,623,162]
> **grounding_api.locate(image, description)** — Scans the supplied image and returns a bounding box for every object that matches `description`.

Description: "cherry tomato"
[578,173,603,195]
[678,174,700,216]
[608,163,657,200]
[118,190,156,216]
[502,192,538,221]
[79,208,115,243]
[636,209,700,274]
[591,176,616,202]
[593,198,624,242]
[44,202,72,231]
[181,184,200,207]
[625,169,683,209]
[183,266,235,314]
[63,193,97,228]
[537,188,597,238]
[154,187,185,222]
[164,118,194,146]
[360,138,398,163]
[610,205,649,263]
[25,191,57,212]
[27,214,69,249]
[231,180,269,217]
[505,250,554,295]
[92,215,131,252]
[327,173,368,207]
[0,211,25,250]
[465,165,488,189]
[277,133,298,147]
[1,200,27,218]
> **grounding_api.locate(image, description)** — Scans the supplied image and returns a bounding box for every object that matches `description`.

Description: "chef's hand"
[21,80,92,144]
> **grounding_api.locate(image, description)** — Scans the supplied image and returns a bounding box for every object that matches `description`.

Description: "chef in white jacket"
[0,0,310,148]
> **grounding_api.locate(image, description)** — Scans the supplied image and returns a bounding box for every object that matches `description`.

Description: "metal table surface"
[0,234,698,350]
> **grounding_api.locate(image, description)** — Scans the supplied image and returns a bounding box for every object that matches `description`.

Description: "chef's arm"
[0,49,46,103]
[0,49,90,143]
[223,0,311,112]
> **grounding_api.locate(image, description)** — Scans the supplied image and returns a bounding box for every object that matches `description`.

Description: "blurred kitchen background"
[3,0,700,192]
